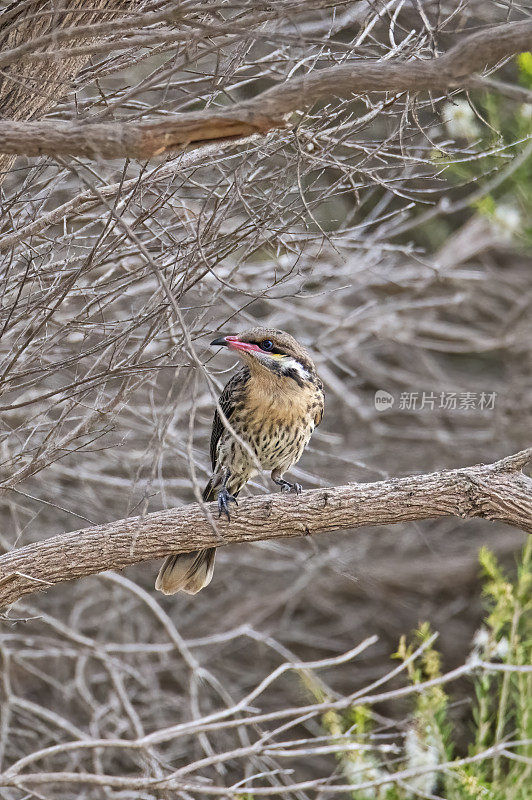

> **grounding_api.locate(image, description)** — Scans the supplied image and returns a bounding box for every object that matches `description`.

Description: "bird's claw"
[280,480,302,494]
[217,488,238,521]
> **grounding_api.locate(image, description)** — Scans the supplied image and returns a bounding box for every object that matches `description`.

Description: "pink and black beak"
[210,335,233,347]
[210,335,262,354]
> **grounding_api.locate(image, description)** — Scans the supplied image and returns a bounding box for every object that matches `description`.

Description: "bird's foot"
[217,488,238,521]
[276,479,302,495]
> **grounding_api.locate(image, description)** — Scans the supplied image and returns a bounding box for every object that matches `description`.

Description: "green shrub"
[315,539,531,799]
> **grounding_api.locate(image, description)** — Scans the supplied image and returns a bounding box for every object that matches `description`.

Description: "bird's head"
[211,327,317,386]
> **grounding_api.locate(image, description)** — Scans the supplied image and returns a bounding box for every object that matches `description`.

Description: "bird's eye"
[260,339,274,351]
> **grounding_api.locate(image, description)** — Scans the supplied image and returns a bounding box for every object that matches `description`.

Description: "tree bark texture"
[0,449,530,607]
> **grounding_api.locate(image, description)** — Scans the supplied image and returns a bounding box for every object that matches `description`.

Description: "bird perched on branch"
[155,327,324,595]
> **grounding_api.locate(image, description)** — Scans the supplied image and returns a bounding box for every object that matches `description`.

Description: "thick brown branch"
[0,450,530,607]
[0,20,529,160]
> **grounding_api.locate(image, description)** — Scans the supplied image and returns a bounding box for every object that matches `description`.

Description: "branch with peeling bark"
[0,20,530,161]
[0,449,530,607]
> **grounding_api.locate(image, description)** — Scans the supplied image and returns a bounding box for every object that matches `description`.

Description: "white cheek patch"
[279,356,311,382]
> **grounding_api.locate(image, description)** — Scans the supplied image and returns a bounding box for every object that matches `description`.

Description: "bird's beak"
[210,335,261,354]
[210,335,232,347]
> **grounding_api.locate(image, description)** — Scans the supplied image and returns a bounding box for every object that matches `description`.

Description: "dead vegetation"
[0,1,530,797]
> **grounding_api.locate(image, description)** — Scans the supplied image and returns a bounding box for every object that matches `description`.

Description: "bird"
[155,327,324,595]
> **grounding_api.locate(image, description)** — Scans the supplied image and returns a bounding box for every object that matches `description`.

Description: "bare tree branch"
[0,20,529,160]
[0,0,139,181]
[0,449,530,607]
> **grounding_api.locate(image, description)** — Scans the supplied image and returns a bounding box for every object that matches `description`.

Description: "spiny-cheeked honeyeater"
[155,327,324,595]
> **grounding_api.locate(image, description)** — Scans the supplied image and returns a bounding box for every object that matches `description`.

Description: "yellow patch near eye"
[270,353,284,358]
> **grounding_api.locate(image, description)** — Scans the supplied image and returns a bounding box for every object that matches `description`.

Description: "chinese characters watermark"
[374,390,497,412]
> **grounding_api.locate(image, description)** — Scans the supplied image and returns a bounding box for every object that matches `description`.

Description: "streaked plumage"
[155,327,324,595]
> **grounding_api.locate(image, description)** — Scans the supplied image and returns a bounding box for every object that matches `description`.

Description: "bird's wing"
[209,366,250,470]
[202,367,249,502]
[313,378,325,427]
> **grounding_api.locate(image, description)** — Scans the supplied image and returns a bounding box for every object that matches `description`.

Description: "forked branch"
[0,21,529,160]
[0,450,530,607]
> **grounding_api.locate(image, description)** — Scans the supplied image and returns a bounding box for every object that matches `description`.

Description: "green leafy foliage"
[426,56,532,249]
[309,541,531,799]
[517,53,532,86]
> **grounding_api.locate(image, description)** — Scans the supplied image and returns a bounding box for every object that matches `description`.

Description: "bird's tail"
[155,481,218,595]
[155,547,216,595]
